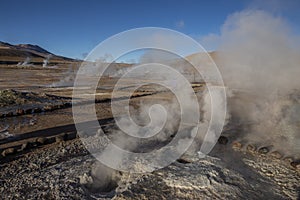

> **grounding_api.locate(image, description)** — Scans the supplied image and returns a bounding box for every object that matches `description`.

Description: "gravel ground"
[1,136,299,200]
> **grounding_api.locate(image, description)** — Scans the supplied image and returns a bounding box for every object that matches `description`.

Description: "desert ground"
[0,59,299,200]
[0,40,299,200]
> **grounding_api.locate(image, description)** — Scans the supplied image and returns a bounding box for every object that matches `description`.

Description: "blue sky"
[0,0,299,59]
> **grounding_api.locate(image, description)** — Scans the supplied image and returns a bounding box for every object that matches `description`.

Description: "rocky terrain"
[0,87,299,199]
[0,131,299,200]
[0,89,72,117]
[0,81,299,199]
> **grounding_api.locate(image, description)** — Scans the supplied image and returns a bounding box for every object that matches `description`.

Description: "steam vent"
[1,1,300,199]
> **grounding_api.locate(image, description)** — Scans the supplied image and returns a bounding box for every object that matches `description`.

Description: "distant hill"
[0,41,76,65]
[185,51,217,61]
[15,44,52,55]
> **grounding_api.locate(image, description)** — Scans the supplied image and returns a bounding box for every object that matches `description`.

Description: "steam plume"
[43,54,52,67]
[213,10,300,157]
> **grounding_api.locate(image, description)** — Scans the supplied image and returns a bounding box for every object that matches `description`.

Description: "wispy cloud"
[175,20,185,28]
[198,33,221,51]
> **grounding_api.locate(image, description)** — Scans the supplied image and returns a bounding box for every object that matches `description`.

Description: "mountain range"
[0,41,75,65]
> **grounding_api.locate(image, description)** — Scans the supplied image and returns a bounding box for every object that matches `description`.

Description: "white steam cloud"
[213,10,300,157]
[43,54,52,67]
[17,57,32,66]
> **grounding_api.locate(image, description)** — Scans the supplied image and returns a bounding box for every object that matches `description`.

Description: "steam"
[213,10,300,157]
[83,62,225,195]
[78,14,300,190]
[49,65,76,87]
[17,57,32,66]
[42,54,52,67]
[86,49,223,174]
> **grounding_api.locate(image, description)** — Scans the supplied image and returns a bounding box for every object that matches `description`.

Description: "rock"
[258,146,270,154]
[16,109,25,115]
[178,154,199,163]
[290,160,300,169]
[29,162,39,169]
[25,108,33,114]
[5,112,13,117]
[29,118,37,126]
[64,132,77,141]
[36,137,46,145]
[269,151,282,159]
[55,134,65,143]
[27,141,38,148]
[44,137,56,145]
[177,154,199,164]
[79,173,93,185]
[0,125,9,133]
[218,136,229,145]
[64,102,72,107]
[52,105,60,110]
[43,105,52,111]
[1,148,16,157]
[283,157,293,164]
[232,141,242,149]
[32,107,42,113]
[246,144,256,152]
[20,142,28,151]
